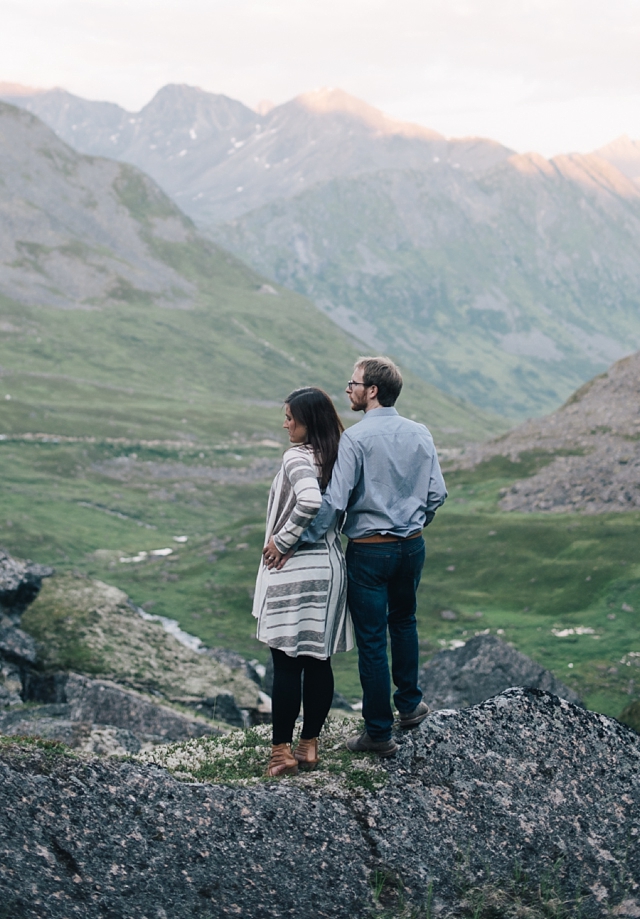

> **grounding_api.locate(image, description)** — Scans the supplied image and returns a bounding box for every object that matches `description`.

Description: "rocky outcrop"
[21,573,268,725]
[452,351,640,514]
[419,633,582,709]
[1,553,271,746]
[0,623,37,665]
[0,548,52,624]
[1,689,639,918]
[0,550,52,708]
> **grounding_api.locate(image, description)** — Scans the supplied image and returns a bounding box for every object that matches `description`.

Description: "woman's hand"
[262,538,284,569]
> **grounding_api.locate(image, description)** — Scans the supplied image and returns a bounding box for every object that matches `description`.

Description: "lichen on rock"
[1,688,638,918]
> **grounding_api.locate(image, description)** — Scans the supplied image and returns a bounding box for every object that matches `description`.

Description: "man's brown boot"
[266,743,299,777]
[346,730,398,757]
[294,737,319,770]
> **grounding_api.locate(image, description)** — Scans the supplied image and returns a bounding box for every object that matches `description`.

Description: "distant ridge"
[0,82,513,224]
[215,146,640,417]
[0,81,46,96]
[0,99,496,445]
[293,87,444,140]
[454,350,640,514]
[4,81,640,420]
[594,134,640,183]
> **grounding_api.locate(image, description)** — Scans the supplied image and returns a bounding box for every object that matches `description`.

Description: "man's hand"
[262,538,284,570]
[276,548,295,570]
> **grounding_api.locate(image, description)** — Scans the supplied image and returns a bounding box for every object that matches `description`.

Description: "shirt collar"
[361,407,399,420]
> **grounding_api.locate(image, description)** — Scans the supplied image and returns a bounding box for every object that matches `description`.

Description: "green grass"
[1,435,639,719]
[136,717,386,791]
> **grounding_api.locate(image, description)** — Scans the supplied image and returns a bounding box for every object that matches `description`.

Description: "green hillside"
[2,435,639,722]
[0,102,500,446]
[215,154,640,419]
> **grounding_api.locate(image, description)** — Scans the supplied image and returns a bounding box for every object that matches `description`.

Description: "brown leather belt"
[351,530,422,544]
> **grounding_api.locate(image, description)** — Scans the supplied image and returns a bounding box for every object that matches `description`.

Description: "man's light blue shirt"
[300,406,447,543]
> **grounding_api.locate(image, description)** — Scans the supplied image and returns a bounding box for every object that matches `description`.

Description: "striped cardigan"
[271,446,323,553]
[252,445,353,659]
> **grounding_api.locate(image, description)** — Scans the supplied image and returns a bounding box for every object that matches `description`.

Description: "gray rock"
[0,664,22,708]
[0,704,142,754]
[331,689,355,711]
[21,672,220,744]
[204,645,263,685]
[419,633,581,709]
[0,548,52,624]
[23,573,265,724]
[454,351,640,515]
[0,689,638,918]
[0,624,37,664]
[192,691,248,728]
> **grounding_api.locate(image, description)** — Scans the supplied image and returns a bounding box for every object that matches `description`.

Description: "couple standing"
[252,356,447,776]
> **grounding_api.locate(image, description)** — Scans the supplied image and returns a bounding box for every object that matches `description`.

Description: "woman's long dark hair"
[284,387,344,489]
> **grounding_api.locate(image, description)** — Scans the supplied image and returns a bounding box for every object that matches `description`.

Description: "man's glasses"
[346,380,367,390]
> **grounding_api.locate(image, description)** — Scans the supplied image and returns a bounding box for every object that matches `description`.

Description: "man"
[298,356,447,756]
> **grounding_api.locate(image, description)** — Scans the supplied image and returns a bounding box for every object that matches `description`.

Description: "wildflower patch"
[136,716,388,792]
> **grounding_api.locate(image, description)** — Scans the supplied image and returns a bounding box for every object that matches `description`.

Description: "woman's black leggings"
[270,648,334,745]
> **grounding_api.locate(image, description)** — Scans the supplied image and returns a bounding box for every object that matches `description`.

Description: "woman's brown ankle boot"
[266,743,299,777]
[294,737,319,770]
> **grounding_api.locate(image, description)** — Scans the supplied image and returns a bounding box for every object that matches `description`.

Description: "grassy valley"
[2,434,639,721]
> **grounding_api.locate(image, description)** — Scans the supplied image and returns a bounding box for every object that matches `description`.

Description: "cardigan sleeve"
[272,448,322,553]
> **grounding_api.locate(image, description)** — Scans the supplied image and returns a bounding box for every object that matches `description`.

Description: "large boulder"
[0,551,51,709]
[419,633,582,709]
[0,623,37,665]
[0,555,268,743]
[0,548,52,624]
[0,689,638,918]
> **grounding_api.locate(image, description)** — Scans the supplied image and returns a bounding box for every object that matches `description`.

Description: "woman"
[252,387,353,777]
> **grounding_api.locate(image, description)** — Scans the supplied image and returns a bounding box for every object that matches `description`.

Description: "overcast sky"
[2,0,639,156]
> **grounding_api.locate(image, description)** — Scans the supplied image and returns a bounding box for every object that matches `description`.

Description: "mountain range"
[3,82,640,419]
[217,151,640,417]
[0,84,512,225]
[0,100,492,445]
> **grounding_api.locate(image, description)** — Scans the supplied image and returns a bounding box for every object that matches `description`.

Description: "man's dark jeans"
[346,536,425,741]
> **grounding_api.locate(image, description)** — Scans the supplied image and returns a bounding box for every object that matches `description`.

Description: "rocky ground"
[1,688,639,918]
[452,351,640,514]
